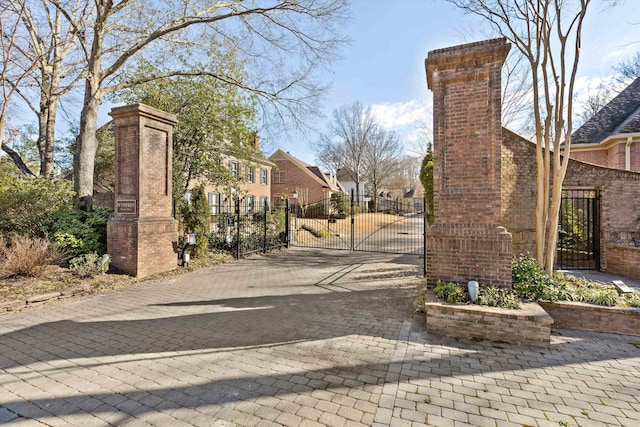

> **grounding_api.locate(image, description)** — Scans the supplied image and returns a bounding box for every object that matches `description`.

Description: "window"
[245,195,255,213]
[229,160,240,179]
[273,171,285,183]
[208,192,220,215]
[259,196,269,210]
[245,165,256,183]
[260,169,269,185]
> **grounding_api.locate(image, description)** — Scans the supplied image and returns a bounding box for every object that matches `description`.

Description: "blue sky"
[266,0,640,165]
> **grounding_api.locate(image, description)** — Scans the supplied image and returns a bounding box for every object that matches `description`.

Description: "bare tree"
[576,80,616,126]
[0,0,41,176]
[614,51,640,83]
[316,101,375,203]
[451,0,592,274]
[578,50,640,125]
[8,0,88,177]
[49,0,348,210]
[362,128,403,212]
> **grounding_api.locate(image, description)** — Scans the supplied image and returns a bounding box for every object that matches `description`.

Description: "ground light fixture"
[468,280,479,303]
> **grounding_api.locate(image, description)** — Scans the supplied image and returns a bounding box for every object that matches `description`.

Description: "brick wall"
[107,104,179,277]
[539,301,640,336]
[605,245,640,279]
[425,38,513,288]
[502,130,640,276]
[426,302,553,348]
[631,142,640,171]
[571,141,640,172]
[570,149,608,167]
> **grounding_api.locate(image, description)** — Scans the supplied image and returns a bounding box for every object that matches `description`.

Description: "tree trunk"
[42,94,58,177]
[1,144,36,176]
[37,97,49,175]
[73,79,102,211]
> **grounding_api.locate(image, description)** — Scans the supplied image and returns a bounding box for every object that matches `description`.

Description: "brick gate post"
[425,38,513,288]
[107,103,179,277]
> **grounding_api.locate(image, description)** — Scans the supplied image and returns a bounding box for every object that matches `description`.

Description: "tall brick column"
[107,103,178,277]
[425,38,513,288]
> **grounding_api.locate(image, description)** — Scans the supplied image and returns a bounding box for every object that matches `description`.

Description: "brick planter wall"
[605,245,640,280]
[539,301,640,336]
[426,302,553,348]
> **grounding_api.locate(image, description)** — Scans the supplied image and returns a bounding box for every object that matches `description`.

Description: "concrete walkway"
[1,247,639,427]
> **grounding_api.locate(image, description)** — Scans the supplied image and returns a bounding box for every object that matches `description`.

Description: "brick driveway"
[1,247,639,426]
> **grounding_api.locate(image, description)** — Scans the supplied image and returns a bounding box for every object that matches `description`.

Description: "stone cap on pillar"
[109,103,178,126]
[425,37,511,90]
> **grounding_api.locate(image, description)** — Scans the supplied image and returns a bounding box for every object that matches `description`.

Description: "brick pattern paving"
[1,247,640,426]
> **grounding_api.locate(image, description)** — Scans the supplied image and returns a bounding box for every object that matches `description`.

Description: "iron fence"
[556,188,600,270]
[288,190,425,256]
[209,198,288,258]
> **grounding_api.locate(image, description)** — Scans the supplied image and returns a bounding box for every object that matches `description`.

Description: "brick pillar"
[425,38,513,288]
[107,104,179,277]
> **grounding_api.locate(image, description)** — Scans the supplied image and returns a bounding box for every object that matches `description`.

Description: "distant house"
[570,77,640,171]
[268,149,344,208]
[376,186,424,214]
[336,167,369,210]
[198,137,274,214]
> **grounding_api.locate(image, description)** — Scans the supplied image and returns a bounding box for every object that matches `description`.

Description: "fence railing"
[209,198,288,258]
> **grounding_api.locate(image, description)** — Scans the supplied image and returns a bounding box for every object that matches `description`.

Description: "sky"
[261,0,640,165]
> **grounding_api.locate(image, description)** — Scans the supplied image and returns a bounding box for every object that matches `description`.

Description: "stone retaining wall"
[539,301,640,336]
[425,302,553,348]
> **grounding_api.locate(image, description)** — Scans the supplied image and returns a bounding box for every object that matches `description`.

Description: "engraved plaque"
[116,200,137,214]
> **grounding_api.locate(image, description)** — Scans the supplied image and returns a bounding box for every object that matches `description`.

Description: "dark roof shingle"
[572,76,640,144]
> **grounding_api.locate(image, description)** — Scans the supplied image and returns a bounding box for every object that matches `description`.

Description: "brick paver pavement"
[1,247,639,426]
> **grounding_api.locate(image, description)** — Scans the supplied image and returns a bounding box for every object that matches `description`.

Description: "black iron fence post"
[423,197,427,277]
[236,196,241,259]
[594,190,601,270]
[285,199,290,248]
[350,188,355,251]
[263,199,268,254]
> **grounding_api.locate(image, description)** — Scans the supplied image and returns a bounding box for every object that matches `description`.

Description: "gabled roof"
[269,149,343,192]
[572,77,640,144]
[336,167,357,183]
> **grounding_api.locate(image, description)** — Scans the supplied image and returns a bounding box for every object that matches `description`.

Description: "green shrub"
[623,291,640,307]
[180,185,210,257]
[304,202,325,218]
[434,281,469,303]
[0,176,74,236]
[569,282,621,306]
[301,223,327,238]
[330,192,349,216]
[477,285,521,309]
[413,284,428,313]
[69,253,111,278]
[45,207,113,257]
[512,256,565,301]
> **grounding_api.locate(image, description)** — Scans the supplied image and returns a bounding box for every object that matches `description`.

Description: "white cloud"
[369,100,430,131]
[368,100,433,156]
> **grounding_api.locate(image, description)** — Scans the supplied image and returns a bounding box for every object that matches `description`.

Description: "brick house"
[269,149,344,208]
[197,138,274,214]
[570,77,640,171]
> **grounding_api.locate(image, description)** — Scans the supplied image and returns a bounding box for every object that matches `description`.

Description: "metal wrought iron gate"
[556,189,600,270]
[287,191,425,256]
